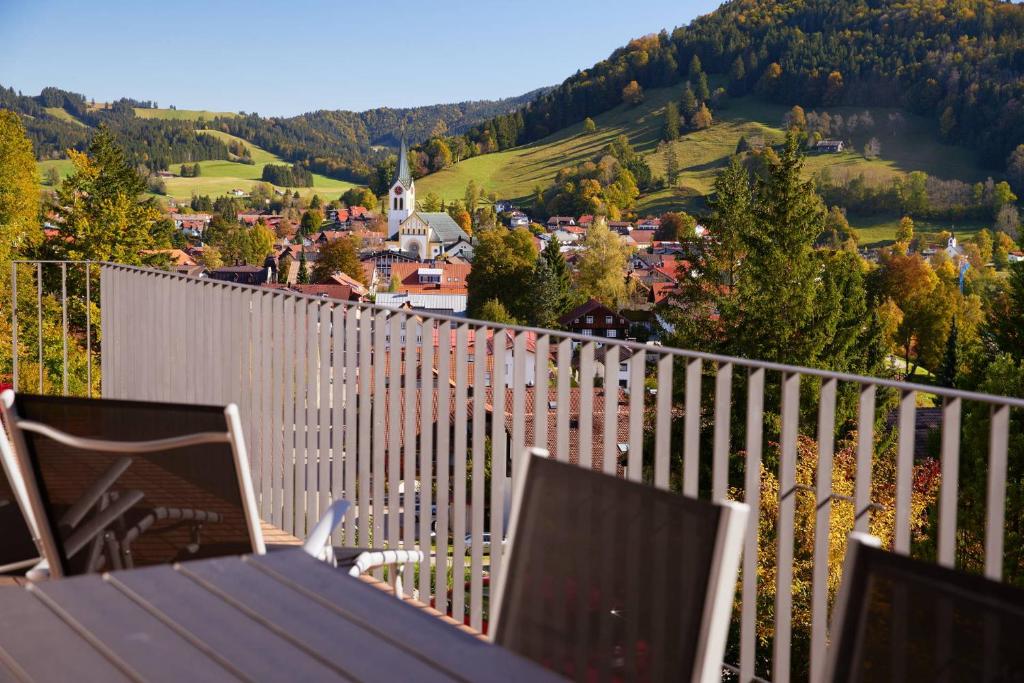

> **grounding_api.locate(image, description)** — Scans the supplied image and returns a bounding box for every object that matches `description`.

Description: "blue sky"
[0,0,720,116]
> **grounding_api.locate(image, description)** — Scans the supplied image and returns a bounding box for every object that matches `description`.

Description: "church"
[385,137,473,260]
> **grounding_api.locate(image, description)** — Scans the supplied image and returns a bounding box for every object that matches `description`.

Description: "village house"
[815,139,845,153]
[546,216,577,230]
[558,299,630,340]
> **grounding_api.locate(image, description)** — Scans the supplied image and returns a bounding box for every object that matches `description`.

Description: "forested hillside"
[425,0,1024,178]
[0,84,543,183]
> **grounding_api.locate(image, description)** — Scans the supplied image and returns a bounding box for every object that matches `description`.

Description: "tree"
[576,219,631,308]
[622,81,644,106]
[541,236,572,316]
[695,72,711,103]
[663,142,680,185]
[464,180,479,216]
[0,110,41,266]
[937,321,959,388]
[420,192,442,212]
[479,299,516,325]
[200,245,223,270]
[729,56,746,93]
[863,137,881,159]
[309,194,322,210]
[297,251,309,284]
[662,101,680,142]
[995,204,1020,239]
[277,254,292,283]
[691,103,713,130]
[526,257,562,329]
[313,235,365,284]
[656,211,696,242]
[1008,144,1024,194]
[680,82,698,118]
[299,209,322,237]
[341,187,377,209]
[44,166,61,187]
[975,229,994,266]
[582,117,596,133]
[687,54,703,82]
[784,105,807,131]
[987,259,1024,362]
[466,228,538,319]
[426,138,453,171]
[895,216,914,253]
[993,181,1018,214]
[49,127,162,265]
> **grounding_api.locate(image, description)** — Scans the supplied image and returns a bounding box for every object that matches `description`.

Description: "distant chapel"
[386,137,473,260]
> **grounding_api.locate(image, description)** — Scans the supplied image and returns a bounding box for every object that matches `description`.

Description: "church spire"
[394,134,412,187]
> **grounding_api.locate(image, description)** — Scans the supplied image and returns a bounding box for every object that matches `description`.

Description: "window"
[585,315,594,324]
[582,329,594,336]
[606,330,617,338]
[605,315,613,324]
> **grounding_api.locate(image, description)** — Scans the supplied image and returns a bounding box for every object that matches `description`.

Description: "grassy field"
[160,130,357,201]
[133,108,239,121]
[43,107,87,127]
[848,214,988,247]
[418,82,990,238]
[35,130,358,201]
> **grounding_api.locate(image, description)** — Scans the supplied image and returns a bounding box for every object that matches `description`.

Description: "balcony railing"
[7,260,1024,682]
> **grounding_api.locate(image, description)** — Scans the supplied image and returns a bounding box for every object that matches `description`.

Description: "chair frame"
[0,393,42,574]
[489,448,749,683]
[1,391,423,588]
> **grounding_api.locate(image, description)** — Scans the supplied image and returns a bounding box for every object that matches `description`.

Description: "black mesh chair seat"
[827,532,1024,682]
[490,450,748,683]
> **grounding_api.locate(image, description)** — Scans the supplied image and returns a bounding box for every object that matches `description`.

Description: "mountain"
[0,85,547,183]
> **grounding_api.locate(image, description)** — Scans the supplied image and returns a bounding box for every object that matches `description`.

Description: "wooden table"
[0,550,564,682]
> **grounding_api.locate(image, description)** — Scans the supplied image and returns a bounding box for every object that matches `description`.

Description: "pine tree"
[663,102,680,142]
[297,251,309,284]
[688,55,703,82]
[541,236,572,314]
[663,143,680,185]
[680,82,698,118]
[736,132,825,365]
[938,321,959,388]
[696,72,711,102]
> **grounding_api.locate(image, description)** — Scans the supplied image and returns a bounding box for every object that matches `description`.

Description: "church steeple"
[394,134,412,188]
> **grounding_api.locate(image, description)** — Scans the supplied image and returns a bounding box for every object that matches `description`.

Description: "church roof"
[418,212,471,245]
[394,135,413,188]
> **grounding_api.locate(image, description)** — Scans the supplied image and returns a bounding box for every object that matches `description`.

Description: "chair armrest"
[344,549,424,577]
[26,558,49,582]
[301,499,351,559]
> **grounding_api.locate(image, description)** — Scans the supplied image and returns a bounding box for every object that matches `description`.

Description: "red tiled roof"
[389,262,471,295]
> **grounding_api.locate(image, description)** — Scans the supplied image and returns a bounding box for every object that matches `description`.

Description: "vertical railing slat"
[344,306,359,547]
[511,332,527,473]
[683,358,701,497]
[403,315,418,576]
[938,396,961,568]
[490,326,507,597]
[435,321,452,616]
[556,339,571,462]
[739,367,764,682]
[654,354,673,490]
[854,384,875,534]
[810,377,837,682]
[61,262,68,395]
[357,307,372,548]
[712,362,732,501]
[985,404,1010,581]
[387,313,404,555]
[452,323,470,621]
[371,310,388,575]
[533,334,549,450]
[470,326,487,631]
[418,319,434,603]
[602,346,619,476]
[895,389,916,554]
[627,350,645,483]
[579,341,595,470]
[774,370,800,683]
[281,296,296,534]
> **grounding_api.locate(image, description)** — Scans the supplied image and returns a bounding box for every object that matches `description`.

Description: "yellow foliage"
[737,434,941,647]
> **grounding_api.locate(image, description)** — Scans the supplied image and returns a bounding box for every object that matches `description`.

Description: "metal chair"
[0,403,40,574]
[490,448,748,683]
[826,531,1024,682]
[0,391,420,590]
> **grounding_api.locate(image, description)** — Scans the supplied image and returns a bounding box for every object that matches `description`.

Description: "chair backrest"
[0,395,41,573]
[826,532,1024,682]
[0,392,264,579]
[490,450,748,683]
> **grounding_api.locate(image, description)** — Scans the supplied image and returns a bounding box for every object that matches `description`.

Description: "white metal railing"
[9,260,1024,682]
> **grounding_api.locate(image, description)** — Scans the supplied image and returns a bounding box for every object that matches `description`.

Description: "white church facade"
[386,137,473,260]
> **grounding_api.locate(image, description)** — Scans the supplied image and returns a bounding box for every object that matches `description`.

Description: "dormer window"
[585,315,594,324]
